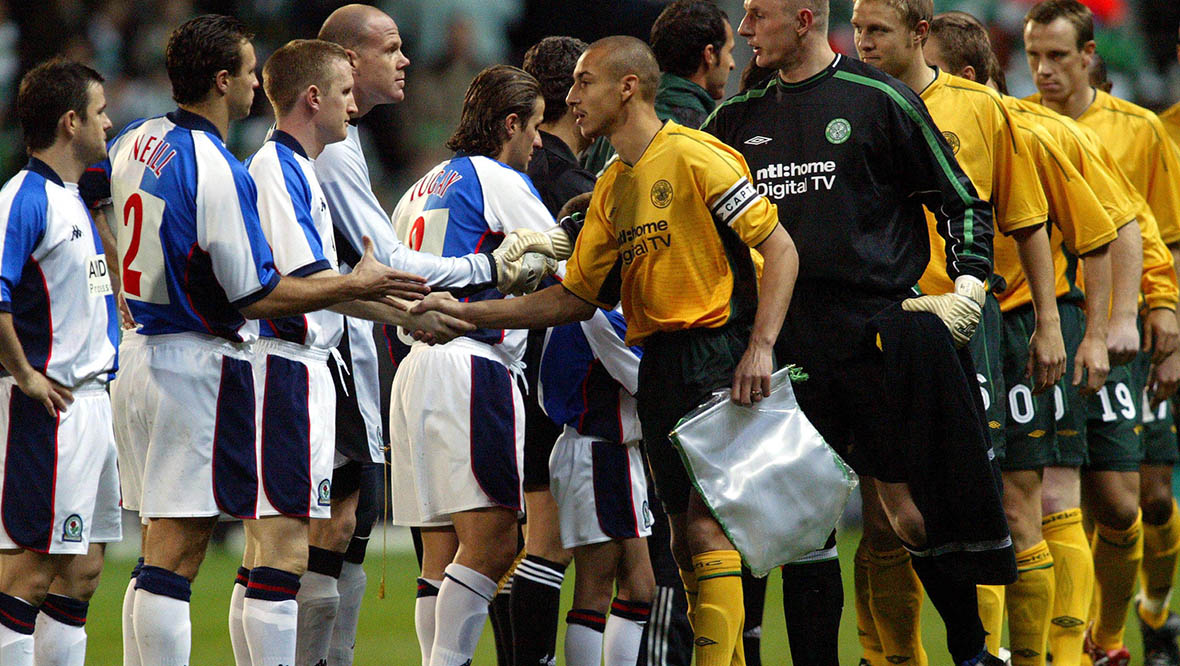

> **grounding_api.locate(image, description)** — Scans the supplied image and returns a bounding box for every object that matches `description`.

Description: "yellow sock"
[1139,499,1180,629]
[679,567,698,628]
[978,584,1006,655]
[855,540,886,666]
[866,546,928,666]
[1091,511,1143,651]
[692,550,745,666]
[1042,509,1093,666]
[1007,541,1055,666]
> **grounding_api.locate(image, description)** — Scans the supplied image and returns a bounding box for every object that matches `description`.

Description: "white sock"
[328,561,366,666]
[429,563,497,666]
[242,567,301,666]
[296,571,339,666]
[0,623,34,666]
[564,611,606,666]
[122,577,140,666]
[132,588,191,666]
[34,595,88,666]
[415,578,442,666]
[603,614,646,664]
[229,569,250,666]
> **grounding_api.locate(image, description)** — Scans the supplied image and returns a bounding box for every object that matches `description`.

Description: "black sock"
[511,554,566,666]
[489,580,514,666]
[909,554,985,663]
[782,558,843,666]
[741,567,767,666]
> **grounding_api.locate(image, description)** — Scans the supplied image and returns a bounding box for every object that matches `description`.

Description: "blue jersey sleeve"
[0,176,47,309]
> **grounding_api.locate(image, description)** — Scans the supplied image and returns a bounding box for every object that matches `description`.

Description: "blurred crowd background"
[1,0,1178,210]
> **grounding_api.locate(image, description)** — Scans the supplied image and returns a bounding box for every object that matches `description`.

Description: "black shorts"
[637,321,751,515]
[776,285,916,483]
[522,329,561,490]
[330,324,373,463]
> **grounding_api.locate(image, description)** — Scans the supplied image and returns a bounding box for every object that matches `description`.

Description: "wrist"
[747,333,776,350]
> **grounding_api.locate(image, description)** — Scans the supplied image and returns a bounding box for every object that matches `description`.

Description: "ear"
[914,20,930,47]
[214,68,232,96]
[306,84,322,111]
[503,112,521,138]
[59,109,79,140]
[620,73,639,102]
[344,48,359,70]
[796,7,814,35]
[701,42,718,70]
[1080,39,1096,69]
[961,64,977,82]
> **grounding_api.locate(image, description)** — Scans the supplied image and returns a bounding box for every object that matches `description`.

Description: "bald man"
[416,36,799,666]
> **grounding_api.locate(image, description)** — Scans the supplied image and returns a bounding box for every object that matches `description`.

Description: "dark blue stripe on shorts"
[2,389,58,552]
[592,441,639,539]
[261,356,312,517]
[212,356,258,518]
[469,356,520,511]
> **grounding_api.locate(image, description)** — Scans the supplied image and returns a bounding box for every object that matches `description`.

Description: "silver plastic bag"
[669,367,858,577]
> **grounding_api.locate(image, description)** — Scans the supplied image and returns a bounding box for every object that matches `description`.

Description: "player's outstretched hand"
[1143,307,1180,364]
[1148,351,1180,408]
[352,236,429,302]
[16,369,72,416]
[901,275,985,348]
[410,291,466,319]
[1107,314,1140,366]
[1027,322,1067,394]
[407,310,476,346]
[1072,333,1109,395]
[731,340,773,406]
[494,251,558,296]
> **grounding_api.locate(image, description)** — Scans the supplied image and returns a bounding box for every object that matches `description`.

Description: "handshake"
[490,192,590,295]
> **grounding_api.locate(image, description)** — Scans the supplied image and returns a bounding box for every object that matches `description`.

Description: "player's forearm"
[388,243,494,290]
[0,313,37,384]
[1080,245,1112,341]
[935,188,993,284]
[459,284,594,331]
[330,298,414,327]
[750,226,798,349]
[1013,224,1061,327]
[240,273,365,320]
[1110,220,1144,323]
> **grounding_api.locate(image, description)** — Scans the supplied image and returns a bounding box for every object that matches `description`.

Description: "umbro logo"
[694,636,718,647]
[744,136,773,145]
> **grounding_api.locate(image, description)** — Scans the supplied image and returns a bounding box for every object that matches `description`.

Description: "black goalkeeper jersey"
[702,54,992,295]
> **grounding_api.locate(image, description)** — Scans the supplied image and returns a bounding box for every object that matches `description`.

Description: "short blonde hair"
[262,39,350,116]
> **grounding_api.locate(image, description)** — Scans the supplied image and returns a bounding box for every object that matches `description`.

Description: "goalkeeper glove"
[901,275,986,348]
[492,251,558,296]
[495,226,575,262]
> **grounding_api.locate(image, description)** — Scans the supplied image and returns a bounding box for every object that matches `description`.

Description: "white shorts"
[389,344,525,526]
[549,427,652,549]
[114,332,259,519]
[89,440,123,543]
[0,379,118,554]
[253,338,336,519]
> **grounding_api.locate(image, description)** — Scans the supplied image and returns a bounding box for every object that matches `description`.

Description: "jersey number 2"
[120,190,170,304]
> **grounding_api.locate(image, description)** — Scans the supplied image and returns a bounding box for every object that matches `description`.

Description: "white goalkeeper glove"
[494,226,575,262]
[901,275,986,348]
[493,250,558,296]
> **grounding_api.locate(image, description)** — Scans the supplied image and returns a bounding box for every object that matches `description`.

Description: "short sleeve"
[990,105,1049,234]
[562,183,622,309]
[480,162,555,235]
[0,180,46,309]
[79,164,111,209]
[252,151,331,278]
[1145,115,1180,245]
[1023,125,1116,256]
[690,138,779,248]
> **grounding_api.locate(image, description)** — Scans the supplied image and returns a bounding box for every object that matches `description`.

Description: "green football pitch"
[82,527,1168,664]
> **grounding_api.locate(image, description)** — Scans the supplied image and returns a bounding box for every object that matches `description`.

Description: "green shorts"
[1133,349,1180,465]
[968,293,1006,453]
[1053,301,1088,467]
[1085,355,1144,472]
[998,304,1057,470]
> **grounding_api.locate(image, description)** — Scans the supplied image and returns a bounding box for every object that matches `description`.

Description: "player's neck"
[1043,84,1094,120]
[179,101,230,141]
[275,118,323,159]
[609,106,664,166]
[540,115,589,156]
[897,59,937,96]
[30,143,85,184]
[776,38,836,83]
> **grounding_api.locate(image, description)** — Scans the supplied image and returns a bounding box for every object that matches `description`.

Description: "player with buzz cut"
[923,13,1134,665]
[848,0,1063,663]
[238,38,474,666]
[0,58,120,666]
[101,14,432,666]
[703,0,1019,663]
[1024,3,1180,663]
[312,9,555,663]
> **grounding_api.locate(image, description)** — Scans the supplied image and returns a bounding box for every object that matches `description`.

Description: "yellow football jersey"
[1030,90,1180,245]
[918,71,1048,296]
[563,121,779,346]
[1160,102,1180,152]
[994,108,1117,312]
[1012,97,1178,310]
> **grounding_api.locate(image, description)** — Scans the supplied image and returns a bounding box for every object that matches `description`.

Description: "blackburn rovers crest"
[62,514,83,542]
[317,479,332,506]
